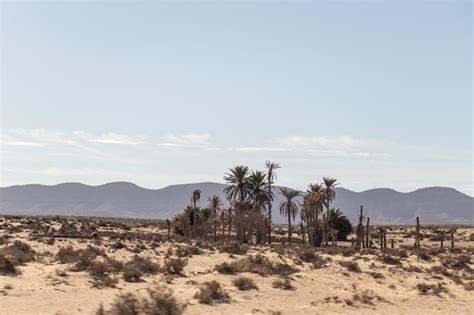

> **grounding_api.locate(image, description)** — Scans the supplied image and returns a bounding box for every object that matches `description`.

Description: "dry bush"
[415,250,432,261]
[323,247,356,257]
[214,261,238,275]
[272,277,294,290]
[340,260,361,273]
[378,254,400,265]
[232,276,258,290]
[463,281,474,291]
[100,285,183,315]
[441,254,471,271]
[123,264,143,282]
[429,265,450,277]
[351,290,385,305]
[163,257,188,275]
[369,272,385,279]
[381,248,408,258]
[231,254,297,277]
[403,265,423,273]
[0,240,35,265]
[469,233,474,242]
[173,245,202,258]
[218,242,249,255]
[0,255,19,275]
[416,282,449,296]
[195,280,230,304]
[127,255,160,274]
[89,260,118,288]
[0,234,11,246]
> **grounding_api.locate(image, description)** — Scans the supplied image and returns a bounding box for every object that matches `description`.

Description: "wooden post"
[379,227,384,249]
[415,217,420,249]
[383,231,387,249]
[166,219,171,241]
[451,231,455,249]
[365,217,370,248]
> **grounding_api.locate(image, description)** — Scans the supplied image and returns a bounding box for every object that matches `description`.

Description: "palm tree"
[208,195,222,241]
[322,177,338,216]
[279,187,301,243]
[248,170,270,244]
[265,161,281,244]
[191,189,201,236]
[223,165,250,202]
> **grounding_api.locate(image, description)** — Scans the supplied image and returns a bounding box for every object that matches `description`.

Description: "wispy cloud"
[277,135,385,151]
[159,133,211,148]
[228,147,290,152]
[74,130,146,145]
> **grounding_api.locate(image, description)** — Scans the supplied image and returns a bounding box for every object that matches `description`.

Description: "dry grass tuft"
[272,277,295,290]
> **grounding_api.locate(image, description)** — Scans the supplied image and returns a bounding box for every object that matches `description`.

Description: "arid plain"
[0,216,473,315]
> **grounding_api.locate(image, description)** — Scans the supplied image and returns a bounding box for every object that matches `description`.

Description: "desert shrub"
[232,276,258,290]
[214,261,238,275]
[173,245,202,258]
[0,255,19,275]
[378,254,400,265]
[463,281,474,291]
[469,233,474,242]
[127,255,160,274]
[89,261,118,288]
[234,254,296,277]
[429,265,450,276]
[340,260,361,273]
[416,282,449,296]
[323,247,356,257]
[0,234,11,246]
[415,250,432,261]
[441,254,471,271]
[369,272,384,279]
[218,242,248,255]
[352,290,384,305]
[297,248,318,263]
[102,286,183,315]
[163,257,188,275]
[403,265,423,273]
[46,238,55,245]
[272,278,294,290]
[123,264,143,282]
[0,240,35,265]
[381,248,408,258]
[195,280,230,304]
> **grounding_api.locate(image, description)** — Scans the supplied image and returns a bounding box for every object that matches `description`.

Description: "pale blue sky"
[1,1,472,195]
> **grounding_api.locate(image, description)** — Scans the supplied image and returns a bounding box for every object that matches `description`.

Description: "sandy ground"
[0,217,473,315]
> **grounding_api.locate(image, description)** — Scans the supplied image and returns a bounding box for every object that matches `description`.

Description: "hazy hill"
[0,182,472,224]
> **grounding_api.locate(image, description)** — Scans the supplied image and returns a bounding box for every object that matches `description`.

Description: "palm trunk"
[213,209,217,241]
[268,180,272,244]
[288,210,292,243]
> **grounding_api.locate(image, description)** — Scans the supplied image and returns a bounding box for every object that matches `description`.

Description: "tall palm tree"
[322,177,338,216]
[208,195,222,241]
[279,187,301,243]
[191,189,201,236]
[223,165,250,202]
[265,161,281,244]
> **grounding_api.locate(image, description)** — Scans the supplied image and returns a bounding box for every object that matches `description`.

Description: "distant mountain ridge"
[1,182,472,224]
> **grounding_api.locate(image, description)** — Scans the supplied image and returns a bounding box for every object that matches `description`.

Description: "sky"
[0,1,472,195]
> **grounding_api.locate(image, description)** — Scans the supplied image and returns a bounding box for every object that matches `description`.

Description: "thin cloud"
[74,130,146,145]
[159,133,211,148]
[277,135,385,151]
[228,147,290,152]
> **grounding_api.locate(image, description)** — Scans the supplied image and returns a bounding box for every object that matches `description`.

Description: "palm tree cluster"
[173,162,351,246]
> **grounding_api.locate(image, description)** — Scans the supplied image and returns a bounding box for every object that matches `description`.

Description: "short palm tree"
[265,161,280,243]
[279,187,301,243]
[208,195,222,241]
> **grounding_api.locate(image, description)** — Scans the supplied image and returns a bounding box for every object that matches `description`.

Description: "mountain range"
[0,182,472,224]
